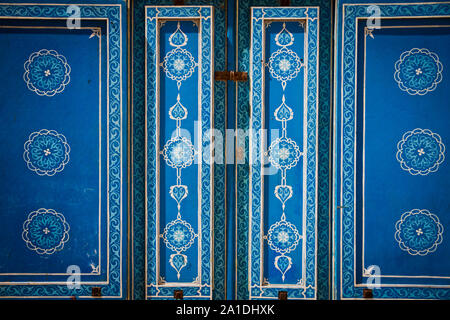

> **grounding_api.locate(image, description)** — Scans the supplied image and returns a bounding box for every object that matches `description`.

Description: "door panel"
[4,0,447,301]
[144,5,214,299]
[262,20,306,286]
[236,0,333,300]
[0,1,126,299]
[248,6,319,299]
[336,0,450,299]
[131,0,227,300]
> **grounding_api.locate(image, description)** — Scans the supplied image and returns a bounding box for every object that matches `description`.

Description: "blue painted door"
[131,1,331,299]
[131,0,332,300]
[248,7,320,299]
[236,1,333,300]
[144,6,215,299]
[0,1,127,299]
[7,0,449,301]
[132,1,227,300]
[335,0,450,299]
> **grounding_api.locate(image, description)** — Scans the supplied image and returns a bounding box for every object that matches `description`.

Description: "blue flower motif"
[24,129,70,176]
[162,136,195,169]
[169,184,188,205]
[169,253,188,280]
[306,8,318,20]
[274,255,293,282]
[274,185,293,208]
[22,208,70,255]
[200,285,210,296]
[395,209,444,256]
[394,48,443,96]
[162,217,196,253]
[268,137,302,170]
[24,49,71,96]
[148,285,159,296]
[200,7,211,18]
[275,23,294,47]
[268,47,302,90]
[251,285,263,297]
[267,219,301,254]
[163,47,196,87]
[252,8,263,20]
[169,23,188,47]
[274,95,293,121]
[396,128,445,175]
[168,94,188,120]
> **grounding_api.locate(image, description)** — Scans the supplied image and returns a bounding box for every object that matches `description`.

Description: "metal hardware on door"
[278,291,288,300]
[363,289,373,298]
[214,71,248,82]
[91,287,102,297]
[174,290,183,300]
[236,147,244,162]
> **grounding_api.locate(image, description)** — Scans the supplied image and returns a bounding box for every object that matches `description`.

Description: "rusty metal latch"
[363,288,373,298]
[215,71,248,82]
[278,291,288,300]
[92,287,102,297]
[174,289,183,300]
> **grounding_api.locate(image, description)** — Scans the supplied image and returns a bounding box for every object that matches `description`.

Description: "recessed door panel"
[145,6,214,299]
[249,6,319,299]
[263,20,306,285]
[337,1,450,299]
[0,2,126,299]
[236,0,333,300]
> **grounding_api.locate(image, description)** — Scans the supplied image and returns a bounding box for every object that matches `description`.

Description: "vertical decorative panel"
[236,0,333,300]
[249,7,318,299]
[336,0,450,299]
[145,6,214,299]
[0,2,126,298]
[131,0,227,300]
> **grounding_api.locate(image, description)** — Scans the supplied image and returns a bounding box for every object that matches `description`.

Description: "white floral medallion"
[268,137,302,170]
[267,219,301,254]
[162,136,195,169]
[24,49,71,96]
[162,216,196,253]
[23,129,70,176]
[268,23,304,90]
[22,208,70,255]
[396,128,445,175]
[394,48,443,96]
[162,22,197,88]
[395,209,444,256]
